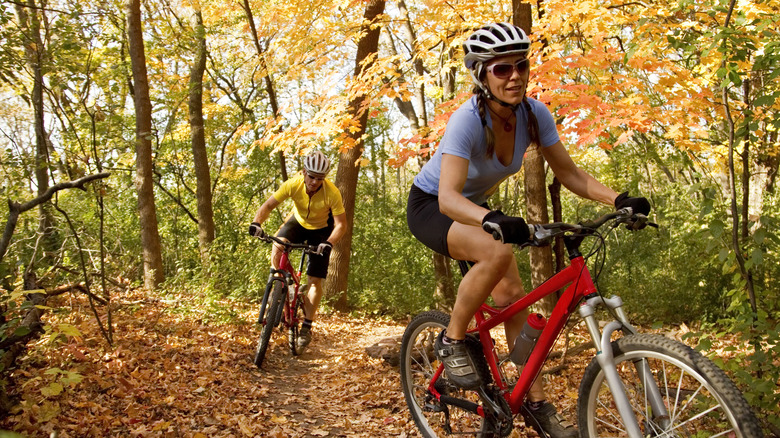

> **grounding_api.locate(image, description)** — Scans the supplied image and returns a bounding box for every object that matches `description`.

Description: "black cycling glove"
[481,210,530,244]
[317,241,333,257]
[248,222,264,237]
[614,192,651,216]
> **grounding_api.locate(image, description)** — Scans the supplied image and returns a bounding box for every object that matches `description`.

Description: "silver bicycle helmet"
[463,23,531,90]
[303,150,331,176]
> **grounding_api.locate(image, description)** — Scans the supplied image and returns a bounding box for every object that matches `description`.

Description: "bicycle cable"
[586,222,626,323]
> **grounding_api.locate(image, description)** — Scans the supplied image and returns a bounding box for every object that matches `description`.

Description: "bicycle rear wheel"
[288,284,307,355]
[578,333,763,438]
[400,311,497,437]
[254,280,285,369]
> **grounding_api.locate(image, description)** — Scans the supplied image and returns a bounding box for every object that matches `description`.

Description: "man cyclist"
[249,150,346,353]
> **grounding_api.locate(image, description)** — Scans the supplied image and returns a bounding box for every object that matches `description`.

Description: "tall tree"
[326,0,386,311]
[126,0,164,289]
[188,7,215,265]
[382,3,456,308]
[15,0,56,255]
[241,0,287,181]
[513,1,557,312]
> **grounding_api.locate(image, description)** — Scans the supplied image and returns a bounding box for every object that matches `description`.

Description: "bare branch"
[0,172,110,264]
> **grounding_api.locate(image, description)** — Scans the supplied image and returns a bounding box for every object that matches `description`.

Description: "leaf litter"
[1,286,709,437]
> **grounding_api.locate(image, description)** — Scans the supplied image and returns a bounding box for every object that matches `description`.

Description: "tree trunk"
[241,0,287,180]
[15,0,56,253]
[514,3,556,313]
[740,79,750,241]
[549,178,565,273]
[386,8,456,307]
[326,0,386,312]
[127,0,165,290]
[432,253,455,310]
[189,9,215,265]
[721,0,756,313]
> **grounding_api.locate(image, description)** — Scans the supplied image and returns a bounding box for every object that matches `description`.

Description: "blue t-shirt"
[413,96,560,205]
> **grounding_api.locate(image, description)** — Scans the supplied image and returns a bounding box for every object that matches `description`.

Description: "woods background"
[0,0,778,434]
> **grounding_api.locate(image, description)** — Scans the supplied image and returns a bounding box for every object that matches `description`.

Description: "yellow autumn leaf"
[270,414,288,424]
[41,382,63,397]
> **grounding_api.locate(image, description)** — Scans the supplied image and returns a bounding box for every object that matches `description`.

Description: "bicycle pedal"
[423,402,446,413]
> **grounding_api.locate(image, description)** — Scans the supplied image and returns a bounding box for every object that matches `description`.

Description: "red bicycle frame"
[428,255,597,413]
[271,245,307,325]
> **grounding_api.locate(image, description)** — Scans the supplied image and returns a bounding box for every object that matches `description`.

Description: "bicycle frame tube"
[276,251,300,287]
[467,256,597,412]
[278,248,308,326]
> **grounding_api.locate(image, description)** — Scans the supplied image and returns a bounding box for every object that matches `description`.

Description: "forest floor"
[0,287,692,437]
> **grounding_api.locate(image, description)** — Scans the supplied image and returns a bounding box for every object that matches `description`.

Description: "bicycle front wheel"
[578,333,763,438]
[400,311,494,437]
[254,280,285,369]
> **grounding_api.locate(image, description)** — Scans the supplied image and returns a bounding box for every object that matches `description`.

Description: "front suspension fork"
[579,295,671,438]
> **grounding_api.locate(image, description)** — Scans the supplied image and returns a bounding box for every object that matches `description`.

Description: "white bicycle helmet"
[463,23,531,90]
[303,150,331,176]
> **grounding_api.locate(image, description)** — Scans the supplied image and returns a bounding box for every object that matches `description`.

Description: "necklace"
[487,105,515,132]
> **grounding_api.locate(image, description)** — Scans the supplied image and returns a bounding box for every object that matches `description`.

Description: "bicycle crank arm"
[477,387,512,423]
[433,393,480,415]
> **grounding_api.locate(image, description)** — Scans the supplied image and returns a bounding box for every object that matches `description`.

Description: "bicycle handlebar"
[522,208,658,248]
[254,231,321,254]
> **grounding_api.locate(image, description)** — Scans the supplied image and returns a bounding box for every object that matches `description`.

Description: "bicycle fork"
[579,295,671,438]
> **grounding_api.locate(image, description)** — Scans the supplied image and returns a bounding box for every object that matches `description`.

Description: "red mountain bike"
[400,208,763,437]
[253,232,318,369]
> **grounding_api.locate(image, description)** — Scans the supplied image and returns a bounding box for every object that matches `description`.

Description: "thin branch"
[0,172,110,265]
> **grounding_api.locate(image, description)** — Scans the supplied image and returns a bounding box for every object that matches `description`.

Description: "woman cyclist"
[406,23,650,438]
[250,150,347,353]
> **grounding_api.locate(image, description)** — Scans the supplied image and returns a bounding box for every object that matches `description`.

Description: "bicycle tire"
[257,280,274,325]
[253,280,285,369]
[578,333,763,438]
[288,284,307,355]
[400,310,496,437]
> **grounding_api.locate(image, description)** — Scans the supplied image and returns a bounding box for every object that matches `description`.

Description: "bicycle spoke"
[593,407,627,435]
[580,335,760,438]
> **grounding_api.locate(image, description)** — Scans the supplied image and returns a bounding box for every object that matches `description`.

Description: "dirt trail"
[0,290,583,437]
[0,290,417,437]
[253,316,411,437]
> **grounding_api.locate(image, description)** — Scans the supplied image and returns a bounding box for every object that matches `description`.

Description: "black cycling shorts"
[277,216,332,279]
[406,184,454,258]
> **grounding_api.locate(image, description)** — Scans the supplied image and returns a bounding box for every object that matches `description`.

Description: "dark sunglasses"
[306,172,325,181]
[486,58,530,79]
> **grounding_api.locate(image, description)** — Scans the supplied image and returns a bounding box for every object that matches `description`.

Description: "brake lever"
[623,214,658,231]
[519,224,553,248]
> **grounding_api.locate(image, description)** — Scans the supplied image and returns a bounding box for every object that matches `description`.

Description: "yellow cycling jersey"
[272,173,346,230]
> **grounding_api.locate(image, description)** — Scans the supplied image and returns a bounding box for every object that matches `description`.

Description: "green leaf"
[753,228,766,244]
[40,382,63,397]
[61,371,84,387]
[57,323,82,338]
[753,93,777,107]
[709,219,725,238]
[751,248,763,267]
[13,326,31,337]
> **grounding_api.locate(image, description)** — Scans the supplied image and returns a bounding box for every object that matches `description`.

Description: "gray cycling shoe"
[297,326,312,353]
[522,400,578,438]
[434,330,483,390]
